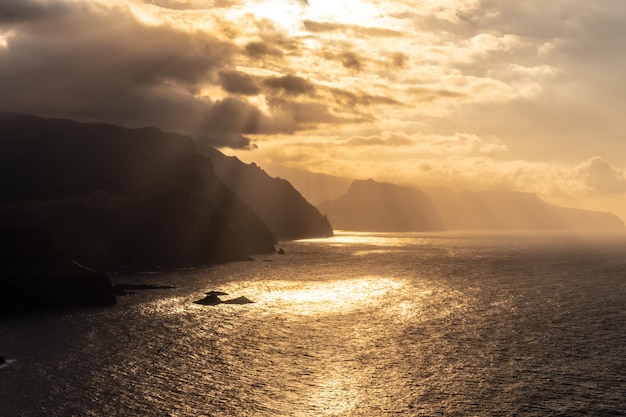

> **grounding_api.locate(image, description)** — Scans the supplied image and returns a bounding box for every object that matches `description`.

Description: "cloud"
[328,87,400,107]
[0,1,234,133]
[263,75,315,96]
[266,97,344,125]
[573,157,626,195]
[0,0,67,24]
[390,52,408,68]
[195,96,350,148]
[146,0,240,10]
[219,70,261,95]
[194,99,259,149]
[407,87,466,102]
[201,98,270,132]
[340,51,363,71]
[243,41,284,59]
[346,134,413,147]
[303,20,404,37]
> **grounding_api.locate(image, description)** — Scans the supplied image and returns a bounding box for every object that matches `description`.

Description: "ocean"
[1,231,625,416]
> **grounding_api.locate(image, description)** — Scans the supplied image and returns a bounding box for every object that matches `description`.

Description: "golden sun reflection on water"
[299,231,423,248]
[218,276,405,316]
[248,277,405,316]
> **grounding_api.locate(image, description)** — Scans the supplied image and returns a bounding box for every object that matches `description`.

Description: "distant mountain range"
[319,179,625,232]
[318,179,443,232]
[0,113,331,271]
[1,111,622,275]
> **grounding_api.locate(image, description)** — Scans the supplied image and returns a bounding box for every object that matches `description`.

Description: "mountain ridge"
[199,146,333,239]
[319,179,625,232]
[0,113,331,271]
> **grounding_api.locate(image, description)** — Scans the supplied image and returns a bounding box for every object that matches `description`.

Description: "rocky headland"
[0,227,116,310]
[319,179,625,232]
[0,113,333,309]
[201,146,333,239]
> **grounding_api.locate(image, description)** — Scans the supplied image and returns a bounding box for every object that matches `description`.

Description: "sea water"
[1,231,625,416]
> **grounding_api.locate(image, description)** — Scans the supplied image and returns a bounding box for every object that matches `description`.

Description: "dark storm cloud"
[328,88,400,107]
[194,99,263,149]
[197,98,269,135]
[219,70,262,95]
[263,75,315,96]
[0,0,377,150]
[0,1,234,133]
[0,0,67,24]
[340,51,363,71]
[243,41,284,59]
[195,97,347,149]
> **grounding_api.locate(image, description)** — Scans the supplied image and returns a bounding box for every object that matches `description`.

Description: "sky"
[1,0,625,220]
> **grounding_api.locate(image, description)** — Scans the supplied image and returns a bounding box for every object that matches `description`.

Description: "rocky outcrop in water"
[194,291,254,305]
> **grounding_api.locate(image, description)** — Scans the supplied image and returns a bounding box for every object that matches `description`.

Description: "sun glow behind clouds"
[0,31,14,48]
[246,0,386,33]
[2,0,624,221]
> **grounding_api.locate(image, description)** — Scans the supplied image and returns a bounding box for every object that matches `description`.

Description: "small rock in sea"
[205,291,228,296]
[0,356,5,365]
[194,294,223,305]
[193,291,253,305]
[222,296,254,305]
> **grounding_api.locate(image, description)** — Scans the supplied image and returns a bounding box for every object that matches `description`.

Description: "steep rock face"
[426,188,625,231]
[201,146,333,239]
[0,112,196,201]
[0,113,276,270]
[319,179,625,232]
[318,179,443,232]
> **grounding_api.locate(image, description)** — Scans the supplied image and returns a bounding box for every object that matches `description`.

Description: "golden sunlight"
[249,277,404,316]
[246,0,385,34]
[0,31,13,48]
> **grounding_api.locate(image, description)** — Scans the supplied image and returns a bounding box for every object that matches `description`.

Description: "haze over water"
[1,231,625,416]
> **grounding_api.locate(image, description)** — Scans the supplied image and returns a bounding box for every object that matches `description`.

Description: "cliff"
[200,146,333,239]
[0,113,277,271]
[426,188,625,231]
[318,179,624,232]
[0,227,116,310]
[318,179,443,232]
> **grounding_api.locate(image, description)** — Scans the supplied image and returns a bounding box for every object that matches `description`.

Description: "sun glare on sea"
[301,231,416,248]
[239,277,405,316]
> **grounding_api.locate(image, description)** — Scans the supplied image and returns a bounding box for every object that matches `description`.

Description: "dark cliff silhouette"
[200,146,333,239]
[0,113,276,270]
[0,227,116,310]
[319,179,625,232]
[318,179,444,232]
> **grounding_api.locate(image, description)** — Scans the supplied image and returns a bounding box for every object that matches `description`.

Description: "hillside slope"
[0,113,276,269]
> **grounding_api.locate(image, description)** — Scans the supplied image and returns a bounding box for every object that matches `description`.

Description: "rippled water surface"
[2,231,626,416]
